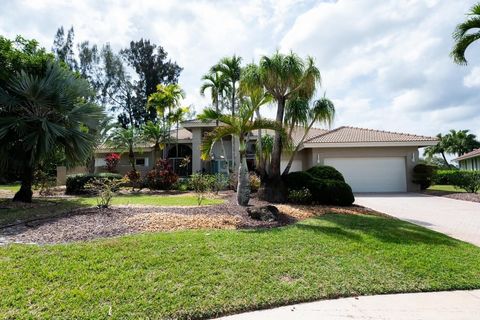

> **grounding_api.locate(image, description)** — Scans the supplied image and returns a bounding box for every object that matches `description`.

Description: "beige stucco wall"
[293,146,420,192]
[93,150,155,176]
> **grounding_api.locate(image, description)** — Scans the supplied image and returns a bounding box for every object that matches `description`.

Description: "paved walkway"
[355,193,480,246]
[216,290,480,319]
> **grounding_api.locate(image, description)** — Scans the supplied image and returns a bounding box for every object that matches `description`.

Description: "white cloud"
[1,0,479,137]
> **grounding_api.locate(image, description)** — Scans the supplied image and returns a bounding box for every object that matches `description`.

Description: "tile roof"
[304,126,438,144]
[454,149,480,161]
[173,128,192,140]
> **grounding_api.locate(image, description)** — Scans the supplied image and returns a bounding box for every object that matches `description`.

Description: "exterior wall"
[94,150,155,176]
[56,165,88,186]
[459,157,480,171]
[302,146,420,192]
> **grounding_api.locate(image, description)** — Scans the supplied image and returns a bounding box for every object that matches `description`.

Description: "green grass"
[77,194,224,207]
[1,214,480,319]
[0,184,20,192]
[427,184,469,193]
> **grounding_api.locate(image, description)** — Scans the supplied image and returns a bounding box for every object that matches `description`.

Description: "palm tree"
[142,121,169,165]
[446,129,480,156]
[108,126,142,171]
[244,52,321,201]
[0,63,104,202]
[212,55,242,169]
[148,83,185,158]
[424,134,451,167]
[282,96,335,175]
[198,103,285,206]
[451,3,480,65]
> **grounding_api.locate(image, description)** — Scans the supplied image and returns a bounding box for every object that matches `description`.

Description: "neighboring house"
[454,149,480,171]
[59,120,438,193]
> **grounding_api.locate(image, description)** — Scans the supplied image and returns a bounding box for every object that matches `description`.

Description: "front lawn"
[77,194,224,207]
[2,214,480,319]
[0,184,20,192]
[428,184,469,193]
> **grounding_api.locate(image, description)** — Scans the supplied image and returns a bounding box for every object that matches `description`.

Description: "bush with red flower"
[145,159,179,190]
[105,153,121,173]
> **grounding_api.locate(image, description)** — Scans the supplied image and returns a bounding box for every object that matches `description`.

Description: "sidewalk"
[216,290,480,320]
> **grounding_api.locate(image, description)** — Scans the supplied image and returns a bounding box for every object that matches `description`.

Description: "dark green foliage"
[412,164,437,190]
[434,170,480,193]
[66,173,122,195]
[284,171,315,190]
[287,188,312,204]
[307,165,345,182]
[307,178,355,206]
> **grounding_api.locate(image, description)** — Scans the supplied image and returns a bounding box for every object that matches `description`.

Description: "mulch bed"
[422,190,480,203]
[0,192,379,245]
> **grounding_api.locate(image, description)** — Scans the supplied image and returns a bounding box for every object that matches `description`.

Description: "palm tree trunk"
[270,97,285,178]
[231,81,236,171]
[13,166,33,203]
[255,109,265,177]
[282,121,315,176]
[441,151,451,168]
[237,148,250,206]
[129,145,136,171]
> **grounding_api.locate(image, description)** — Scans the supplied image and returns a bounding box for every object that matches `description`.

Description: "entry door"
[323,157,407,192]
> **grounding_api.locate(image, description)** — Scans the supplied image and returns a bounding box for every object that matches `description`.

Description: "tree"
[424,133,452,167]
[107,126,142,171]
[142,121,169,165]
[244,52,321,202]
[121,39,182,124]
[52,26,77,70]
[424,130,480,167]
[0,62,104,202]
[212,55,242,169]
[169,106,191,158]
[198,104,285,206]
[451,3,480,65]
[282,96,335,175]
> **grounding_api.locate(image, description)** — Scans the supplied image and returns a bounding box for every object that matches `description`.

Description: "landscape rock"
[246,205,279,222]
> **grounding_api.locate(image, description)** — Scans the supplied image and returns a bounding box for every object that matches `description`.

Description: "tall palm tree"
[198,104,285,206]
[451,3,480,65]
[424,133,451,167]
[446,129,480,156]
[282,96,335,176]
[107,126,142,171]
[244,52,321,201]
[213,55,242,169]
[0,62,104,202]
[169,106,190,158]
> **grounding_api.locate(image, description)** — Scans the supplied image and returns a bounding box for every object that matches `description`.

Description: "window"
[135,158,148,166]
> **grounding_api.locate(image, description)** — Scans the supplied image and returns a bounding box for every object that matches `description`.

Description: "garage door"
[323,157,407,192]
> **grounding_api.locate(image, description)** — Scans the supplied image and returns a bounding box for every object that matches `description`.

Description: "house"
[59,121,438,193]
[454,149,480,171]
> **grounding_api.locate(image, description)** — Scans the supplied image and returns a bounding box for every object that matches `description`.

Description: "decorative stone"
[246,205,279,222]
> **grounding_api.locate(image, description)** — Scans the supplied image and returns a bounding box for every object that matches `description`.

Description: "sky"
[1,0,480,137]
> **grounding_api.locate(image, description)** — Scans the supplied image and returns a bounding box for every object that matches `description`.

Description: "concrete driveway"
[355,193,480,246]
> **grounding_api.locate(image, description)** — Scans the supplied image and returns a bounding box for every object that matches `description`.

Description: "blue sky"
[1,0,479,137]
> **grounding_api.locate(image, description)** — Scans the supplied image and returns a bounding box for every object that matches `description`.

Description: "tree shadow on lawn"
[247,213,461,247]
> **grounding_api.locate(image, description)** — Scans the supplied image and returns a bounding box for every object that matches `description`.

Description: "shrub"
[189,173,213,205]
[307,165,345,182]
[284,171,315,191]
[66,173,123,195]
[412,164,437,190]
[85,177,124,208]
[105,153,120,173]
[434,170,480,193]
[145,159,178,190]
[212,173,229,194]
[33,169,56,196]
[287,188,312,204]
[249,172,261,193]
[125,169,141,190]
[307,178,355,206]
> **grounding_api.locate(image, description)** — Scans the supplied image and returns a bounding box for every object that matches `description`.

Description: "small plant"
[249,172,261,193]
[86,178,124,208]
[125,169,141,191]
[212,173,229,194]
[287,188,312,204]
[189,173,213,205]
[145,159,179,190]
[33,169,56,196]
[105,153,120,173]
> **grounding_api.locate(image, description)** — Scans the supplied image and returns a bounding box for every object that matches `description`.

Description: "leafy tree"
[0,62,104,202]
[198,104,285,206]
[169,106,191,158]
[451,3,480,64]
[142,121,169,164]
[52,26,77,70]
[242,52,321,202]
[282,96,335,175]
[121,39,182,123]
[424,133,451,167]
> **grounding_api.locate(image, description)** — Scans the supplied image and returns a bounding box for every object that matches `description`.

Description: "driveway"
[355,193,480,246]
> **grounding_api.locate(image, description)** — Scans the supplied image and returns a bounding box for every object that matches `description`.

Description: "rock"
[246,205,279,222]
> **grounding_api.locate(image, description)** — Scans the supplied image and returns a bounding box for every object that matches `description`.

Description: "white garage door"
[323,157,407,192]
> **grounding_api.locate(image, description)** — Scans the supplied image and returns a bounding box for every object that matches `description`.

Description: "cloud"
[1,0,479,137]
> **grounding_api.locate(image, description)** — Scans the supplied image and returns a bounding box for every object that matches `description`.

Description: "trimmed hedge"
[66,173,123,195]
[307,165,345,182]
[284,170,354,206]
[433,170,480,193]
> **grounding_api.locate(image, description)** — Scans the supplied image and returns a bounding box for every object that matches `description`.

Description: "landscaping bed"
[424,185,480,203]
[0,192,377,245]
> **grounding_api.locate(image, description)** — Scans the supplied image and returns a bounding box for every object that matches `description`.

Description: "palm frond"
[201,126,237,160]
